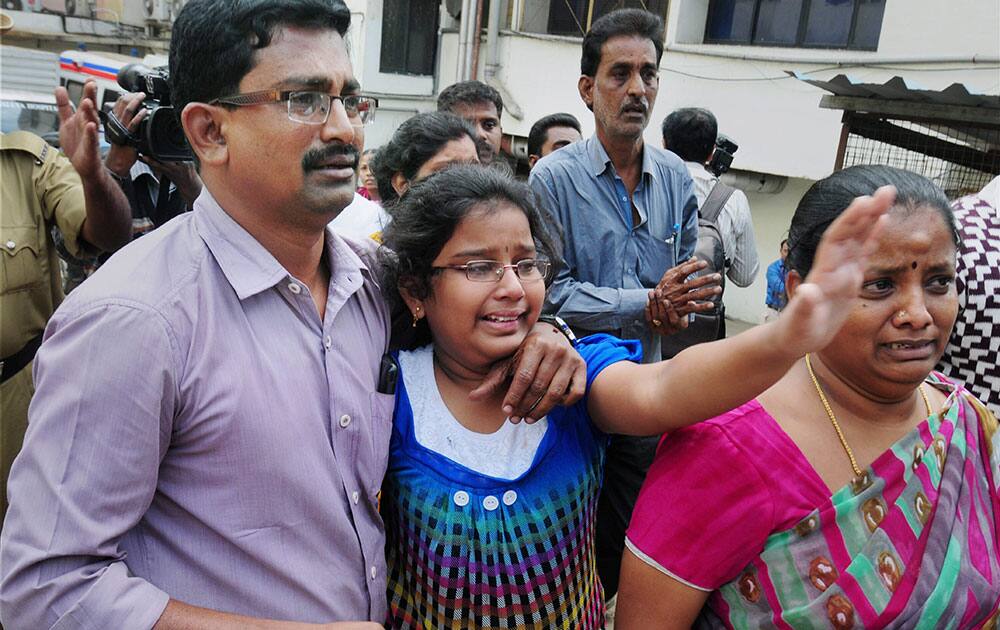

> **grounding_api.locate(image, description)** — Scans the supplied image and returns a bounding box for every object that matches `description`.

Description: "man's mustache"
[301,144,359,172]
[620,99,648,114]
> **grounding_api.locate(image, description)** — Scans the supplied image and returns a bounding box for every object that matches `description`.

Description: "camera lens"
[117,64,152,93]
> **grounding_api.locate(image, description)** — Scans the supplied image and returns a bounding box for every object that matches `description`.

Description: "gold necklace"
[804,353,932,479]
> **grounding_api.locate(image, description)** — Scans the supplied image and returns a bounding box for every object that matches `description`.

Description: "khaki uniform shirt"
[1,131,88,358]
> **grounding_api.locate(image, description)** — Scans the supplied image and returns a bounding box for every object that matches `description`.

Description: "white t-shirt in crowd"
[329,192,390,241]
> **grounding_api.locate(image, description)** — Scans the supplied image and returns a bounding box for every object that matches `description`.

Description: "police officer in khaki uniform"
[0,79,132,520]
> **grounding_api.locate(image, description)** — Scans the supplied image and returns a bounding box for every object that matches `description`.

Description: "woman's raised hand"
[777,185,895,356]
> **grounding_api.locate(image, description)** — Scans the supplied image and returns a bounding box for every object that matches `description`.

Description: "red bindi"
[911,261,918,270]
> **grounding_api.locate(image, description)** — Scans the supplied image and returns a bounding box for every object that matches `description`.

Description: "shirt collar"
[685,161,712,178]
[130,160,156,181]
[193,188,369,300]
[586,134,656,181]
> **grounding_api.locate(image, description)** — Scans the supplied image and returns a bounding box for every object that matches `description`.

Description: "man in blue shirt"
[765,238,789,322]
[528,8,716,599]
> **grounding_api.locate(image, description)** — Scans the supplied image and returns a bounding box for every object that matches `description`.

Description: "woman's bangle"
[537,315,578,347]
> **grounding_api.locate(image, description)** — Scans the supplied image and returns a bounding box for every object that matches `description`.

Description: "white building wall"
[728,176,813,322]
[350,0,997,322]
[427,0,998,323]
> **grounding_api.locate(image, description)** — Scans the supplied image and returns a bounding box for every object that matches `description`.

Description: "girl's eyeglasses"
[432,259,550,283]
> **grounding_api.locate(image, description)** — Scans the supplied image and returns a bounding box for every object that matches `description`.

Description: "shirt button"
[502,490,517,506]
[352,490,360,504]
[5,240,15,249]
[370,566,377,580]
[288,282,302,294]
[483,495,499,511]
[324,335,332,349]
[453,491,470,507]
[339,414,351,428]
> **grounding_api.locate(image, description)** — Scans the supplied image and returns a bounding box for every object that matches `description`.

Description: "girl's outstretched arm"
[589,186,895,435]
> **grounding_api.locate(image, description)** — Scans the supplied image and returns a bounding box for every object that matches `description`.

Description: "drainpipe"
[463,0,476,80]
[469,0,485,79]
[483,0,523,119]
[456,0,471,81]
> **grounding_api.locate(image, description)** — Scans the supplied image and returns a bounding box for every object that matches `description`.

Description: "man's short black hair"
[580,9,664,76]
[170,0,350,127]
[527,113,581,157]
[437,80,504,118]
[661,107,718,163]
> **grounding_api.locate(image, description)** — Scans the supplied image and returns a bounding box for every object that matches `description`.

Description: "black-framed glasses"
[433,259,550,283]
[211,90,379,126]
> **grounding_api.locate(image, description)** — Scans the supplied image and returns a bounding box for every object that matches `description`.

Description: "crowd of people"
[0,0,997,628]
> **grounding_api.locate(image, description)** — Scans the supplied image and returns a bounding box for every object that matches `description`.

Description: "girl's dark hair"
[380,164,563,349]
[787,165,959,278]
[369,111,480,205]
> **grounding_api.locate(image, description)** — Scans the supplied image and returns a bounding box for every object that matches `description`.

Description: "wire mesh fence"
[841,115,1000,199]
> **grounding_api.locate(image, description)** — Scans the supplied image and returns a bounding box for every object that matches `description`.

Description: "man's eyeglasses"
[211,90,379,126]
[432,259,550,283]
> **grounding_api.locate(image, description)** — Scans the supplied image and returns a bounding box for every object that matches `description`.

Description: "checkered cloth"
[937,191,1000,416]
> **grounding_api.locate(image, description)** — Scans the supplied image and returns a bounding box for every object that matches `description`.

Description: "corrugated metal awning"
[787,72,1000,119]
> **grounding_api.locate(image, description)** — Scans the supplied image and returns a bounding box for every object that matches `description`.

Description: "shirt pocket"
[1,226,44,295]
[370,391,395,483]
[635,232,679,284]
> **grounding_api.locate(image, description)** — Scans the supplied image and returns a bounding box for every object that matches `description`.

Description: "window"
[101,89,122,114]
[380,0,439,76]
[64,80,85,107]
[519,0,669,38]
[705,0,885,49]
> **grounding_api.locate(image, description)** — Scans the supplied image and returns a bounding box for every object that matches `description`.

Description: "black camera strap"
[155,175,174,218]
[99,109,141,147]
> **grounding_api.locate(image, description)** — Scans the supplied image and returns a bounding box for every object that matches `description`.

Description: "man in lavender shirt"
[0,0,584,627]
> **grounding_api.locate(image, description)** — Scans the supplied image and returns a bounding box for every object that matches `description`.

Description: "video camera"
[101,63,192,162]
[707,134,738,177]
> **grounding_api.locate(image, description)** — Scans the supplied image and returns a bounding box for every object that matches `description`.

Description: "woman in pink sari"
[617,166,1000,629]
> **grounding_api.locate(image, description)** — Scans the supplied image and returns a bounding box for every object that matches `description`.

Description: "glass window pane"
[65,80,84,107]
[547,0,588,36]
[380,0,438,75]
[705,0,755,43]
[380,0,406,72]
[404,0,438,75]
[591,0,669,25]
[852,0,885,49]
[753,0,803,45]
[101,89,121,114]
[803,0,854,47]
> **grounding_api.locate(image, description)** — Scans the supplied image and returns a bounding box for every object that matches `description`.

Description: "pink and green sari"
[703,374,1000,628]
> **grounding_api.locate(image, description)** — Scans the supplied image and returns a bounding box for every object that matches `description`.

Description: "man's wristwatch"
[537,315,578,347]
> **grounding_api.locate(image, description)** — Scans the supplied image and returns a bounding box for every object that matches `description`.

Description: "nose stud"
[895,310,907,322]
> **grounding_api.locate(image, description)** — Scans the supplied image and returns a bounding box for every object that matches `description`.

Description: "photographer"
[104,91,202,239]
[662,108,759,291]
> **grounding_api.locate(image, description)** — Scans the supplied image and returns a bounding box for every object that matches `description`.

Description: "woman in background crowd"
[618,165,1000,629]
[356,147,381,203]
[370,111,481,207]
[377,164,892,628]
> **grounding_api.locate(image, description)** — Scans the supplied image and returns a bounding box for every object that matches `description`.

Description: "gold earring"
[412,307,421,328]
